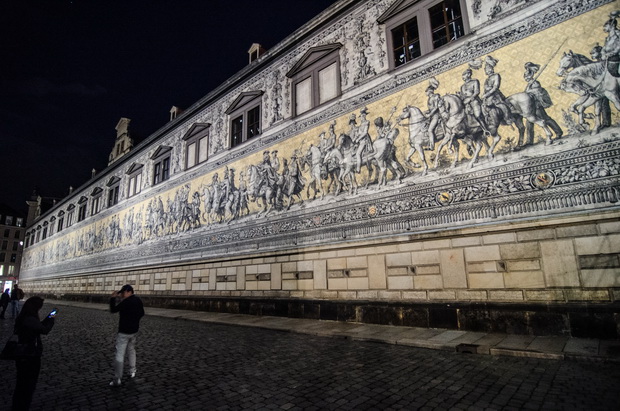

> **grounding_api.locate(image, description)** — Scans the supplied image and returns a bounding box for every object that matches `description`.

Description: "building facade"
[0,204,26,291]
[21,0,620,337]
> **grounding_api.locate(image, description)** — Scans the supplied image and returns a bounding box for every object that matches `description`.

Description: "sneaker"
[109,379,121,387]
[130,372,136,379]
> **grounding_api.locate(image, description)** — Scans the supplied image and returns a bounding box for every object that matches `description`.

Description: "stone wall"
[22,209,620,337]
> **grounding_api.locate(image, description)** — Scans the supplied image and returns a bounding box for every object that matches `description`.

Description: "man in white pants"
[109,284,144,387]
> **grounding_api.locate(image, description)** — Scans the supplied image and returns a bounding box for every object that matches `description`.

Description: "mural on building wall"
[22,2,620,272]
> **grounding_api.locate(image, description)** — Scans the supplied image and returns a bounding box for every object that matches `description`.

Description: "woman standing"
[11,296,55,411]
[0,288,10,318]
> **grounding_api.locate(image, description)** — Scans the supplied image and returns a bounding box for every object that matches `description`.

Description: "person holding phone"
[11,297,55,411]
[109,284,144,387]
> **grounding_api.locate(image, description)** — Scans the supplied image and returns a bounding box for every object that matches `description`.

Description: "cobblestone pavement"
[1,304,619,410]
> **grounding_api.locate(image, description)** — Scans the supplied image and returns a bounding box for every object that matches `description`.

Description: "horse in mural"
[367,127,405,187]
[247,164,277,216]
[301,144,325,200]
[434,94,489,169]
[332,132,359,195]
[398,105,443,176]
[506,91,562,146]
[557,50,620,133]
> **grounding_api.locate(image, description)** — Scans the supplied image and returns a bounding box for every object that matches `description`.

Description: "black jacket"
[110,294,144,334]
[15,315,55,356]
[0,291,9,307]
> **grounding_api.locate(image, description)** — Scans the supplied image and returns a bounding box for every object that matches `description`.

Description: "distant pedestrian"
[109,284,144,387]
[11,296,55,411]
[0,288,10,318]
[10,285,24,318]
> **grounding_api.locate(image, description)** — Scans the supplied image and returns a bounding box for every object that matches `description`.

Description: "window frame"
[57,211,65,233]
[126,163,144,198]
[66,205,75,227]
[378,0,469,71]
[77,197,88,222]
[183,123,211,169]
[151,146,172,186]
[286,43,342,117]
[90,187,103,216]
[106,177,121,208]
[225,92,263,149]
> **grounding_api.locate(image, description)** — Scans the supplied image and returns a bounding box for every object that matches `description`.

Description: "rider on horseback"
[459,68,489,133]
[482,56,514,126]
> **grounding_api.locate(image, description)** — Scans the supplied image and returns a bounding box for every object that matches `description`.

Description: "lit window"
[183,123,211,169]
[226,91,263,149]
[286,44,342,116]
[126,163,144,198]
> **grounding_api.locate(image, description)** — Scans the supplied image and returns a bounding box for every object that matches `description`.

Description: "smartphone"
[47,308,58,318]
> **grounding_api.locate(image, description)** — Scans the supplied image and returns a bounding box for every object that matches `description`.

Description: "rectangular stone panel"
[387,267,409,276]
[388,276,413,290]
[314,259,327,290]
[414,275,443,290]
[347,277,369,290]
[540,240,580,287]
[482,233,516,244]
[271,263,282,290]
[368,254,387,289]
[580,269,620,287]
[499,242,541,260]
[411,250,440,265]
[440,249,467,289]
[416,264,441,275]
[347,256,367,269]
[467,261,498,273]
[386,252,411,267]
[468,273,504,289]
[465,245,500,262]
[349,269,367,277]
[574,234,620,255]
[506,259,541,271]
[579,254,620,269]
[504,271,545,288]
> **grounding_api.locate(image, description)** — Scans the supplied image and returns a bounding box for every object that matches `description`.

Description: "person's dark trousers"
[12,357,41,411]
[0,304,7,318]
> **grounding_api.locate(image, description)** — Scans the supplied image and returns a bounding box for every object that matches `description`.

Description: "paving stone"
[1,303,619,410]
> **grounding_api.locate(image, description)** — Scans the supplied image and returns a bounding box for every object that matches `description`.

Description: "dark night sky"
[0,0,337,215]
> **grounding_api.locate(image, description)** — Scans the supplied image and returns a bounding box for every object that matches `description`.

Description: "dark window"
[10,254,16,263]
[1,240,7,250]
[153,157,170,185]
[231,116,244,148]
[391,17,421,67]
[57,216,64,232]
[247,106,260,139]
[379,0,468,70]
[3,229,9,238]
[428,0,464,49]
[78,204,87,222]
[226,92,263,149]
[108,185,119,207]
